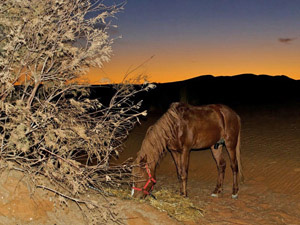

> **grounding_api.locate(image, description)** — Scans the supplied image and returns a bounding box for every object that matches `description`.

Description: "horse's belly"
[193,139,219,149]
[192,128,222,149]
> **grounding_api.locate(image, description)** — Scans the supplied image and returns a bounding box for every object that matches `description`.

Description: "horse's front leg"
[210,145,226,197]
[170,149,190,197]
[180,149,190,197]
[170,151,184,195]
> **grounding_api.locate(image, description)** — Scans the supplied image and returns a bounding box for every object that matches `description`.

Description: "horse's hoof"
[211,193,218,198]
[231,194,238,199]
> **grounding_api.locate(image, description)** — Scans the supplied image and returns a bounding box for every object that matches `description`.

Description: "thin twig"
[40,148,81,170]
[37,185,96,205]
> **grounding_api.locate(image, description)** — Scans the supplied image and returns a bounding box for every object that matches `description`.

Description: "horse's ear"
[139,155,147,166]
[140,155,147,164]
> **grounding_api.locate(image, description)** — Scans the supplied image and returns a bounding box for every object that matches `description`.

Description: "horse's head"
[131,161,156,199]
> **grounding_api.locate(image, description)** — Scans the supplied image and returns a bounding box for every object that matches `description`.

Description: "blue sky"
[87,0,300,83]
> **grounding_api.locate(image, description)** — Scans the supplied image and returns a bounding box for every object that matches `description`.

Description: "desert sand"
[121,103,300,224]
[0,103,299,224]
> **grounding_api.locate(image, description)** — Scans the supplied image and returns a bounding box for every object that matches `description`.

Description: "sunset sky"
[85,0,300,84]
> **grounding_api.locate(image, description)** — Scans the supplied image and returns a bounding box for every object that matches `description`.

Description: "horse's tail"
[236,118,244,183]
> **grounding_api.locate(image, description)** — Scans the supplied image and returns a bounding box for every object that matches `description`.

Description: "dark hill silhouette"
[90,74,300,111]
[140,74,300,111]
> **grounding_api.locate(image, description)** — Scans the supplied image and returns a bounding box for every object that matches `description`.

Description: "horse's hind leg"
[225,144,239,199]
[210,145,226,197]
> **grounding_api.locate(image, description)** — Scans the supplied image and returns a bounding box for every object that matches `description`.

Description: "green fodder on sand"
[103,187,204,222]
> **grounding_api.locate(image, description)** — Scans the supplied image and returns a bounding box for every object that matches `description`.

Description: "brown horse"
[131,102,244,199]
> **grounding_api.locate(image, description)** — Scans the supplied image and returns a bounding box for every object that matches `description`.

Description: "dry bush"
[0,0,156,223]
[0,79,155,223]
[1,81,154,191]
[0,0,123,106]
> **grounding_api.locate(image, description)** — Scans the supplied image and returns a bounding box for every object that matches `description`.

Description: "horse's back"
[170,103,240,148]
[174,103,240,127]
[195,104,241,137]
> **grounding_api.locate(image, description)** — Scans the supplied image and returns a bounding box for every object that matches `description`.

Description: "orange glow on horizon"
[83,56,300,84]
[80,40,300,84]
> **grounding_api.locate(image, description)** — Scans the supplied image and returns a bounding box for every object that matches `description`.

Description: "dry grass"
[148,189,204,221]
[104,187,205,222]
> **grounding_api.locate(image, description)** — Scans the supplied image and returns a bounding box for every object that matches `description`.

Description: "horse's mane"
[135,102,185,166]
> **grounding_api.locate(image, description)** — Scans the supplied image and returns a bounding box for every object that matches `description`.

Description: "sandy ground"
[120,103,300,224]
[0,103,299,224]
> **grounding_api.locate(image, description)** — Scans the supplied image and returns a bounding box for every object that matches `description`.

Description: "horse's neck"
[146,151,164,178]
[138,130,168,176]
[137,153,160,178]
